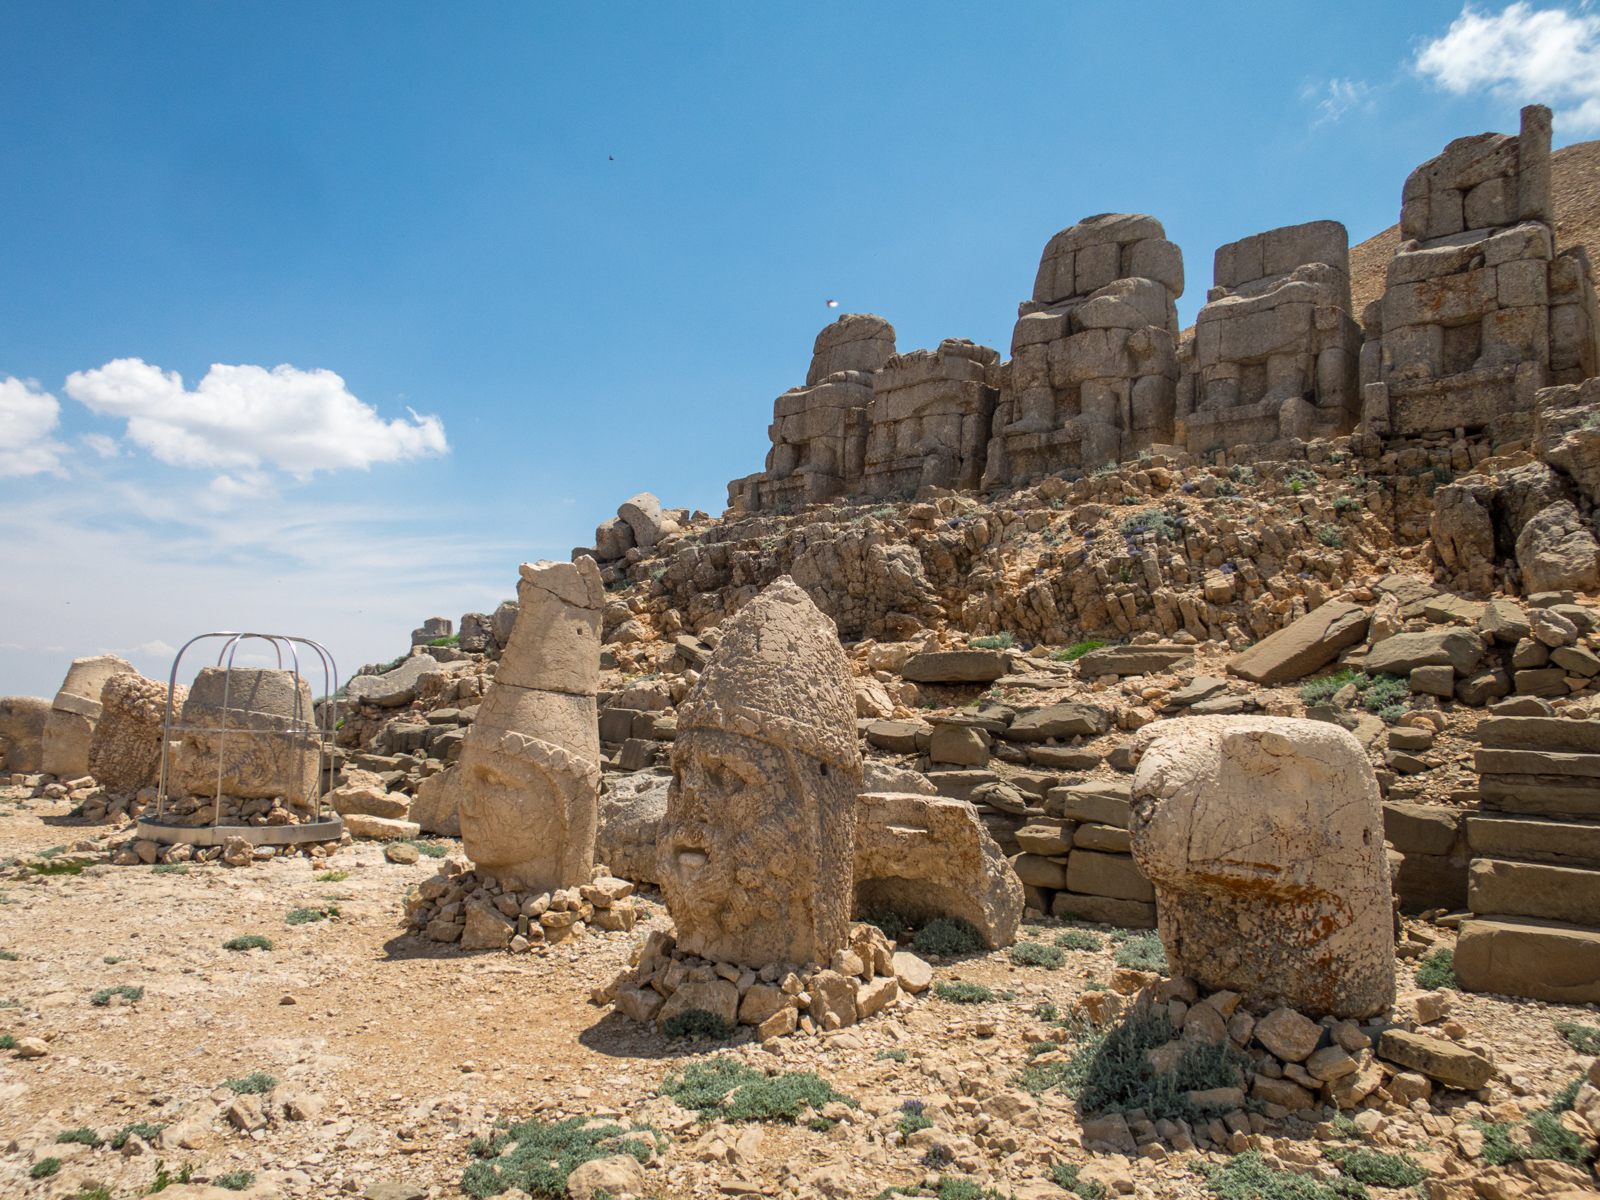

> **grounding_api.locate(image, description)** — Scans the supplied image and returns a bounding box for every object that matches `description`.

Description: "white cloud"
[63,358,449,479]
[81,432,120,458]
[1302,78,1374,125]
[1416,3,1600,132]
[0,377,69,478]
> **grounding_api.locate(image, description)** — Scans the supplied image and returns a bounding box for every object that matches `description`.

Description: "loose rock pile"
[404,859,640,949]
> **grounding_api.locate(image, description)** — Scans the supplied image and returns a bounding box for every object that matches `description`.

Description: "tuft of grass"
[1051,1161,1108,1200]
[1323,1147,1427,1188]
[1317,526,1343,548]
[934,981,998,1004]
[1009,942,1065,969]
[224,1071,277,1095]
[1055,929,1102,952]
[876,1049,908,1063]
[102,955,126,965]
[1032,1000,1060,1023]
[56,1126,103,1146]
[662,1009,732,1041]
[285,904,338,925]
[1362,673,1409,715]
[89,984,144,1007]
[1415,948,1458,990]
[110,1122,162,1149]
[30,857,89,876]
[223,934,274,952]
[151,863,189,874]
[427,634,461,648]
[148,1159,193,1193]
[314,870,348,883]
[1299,668,1369,706]
[661,1057,851,1123]
[0,1035,16,1050]
[1119,510,1180,542]
[912,916,985,958]
[215,1170,256,1191]
[1112,933,1167,973]
[897,1100,932,1139]
[1195,1150,1367,1200]
[402,839,450,858]
[0,949,18,961]
[1052,640,1105,662]
[1556,1020,1600,1055]
[969,633,1014,650]
[30,1157,60,1179]
[1474,1111,1592,1168]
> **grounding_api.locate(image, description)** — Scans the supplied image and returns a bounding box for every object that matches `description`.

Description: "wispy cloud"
[64,358,450,482]
[1301,77,1375,126]
[1416,3,1600,133]
[81,432,120,458]
[0,378,69,478]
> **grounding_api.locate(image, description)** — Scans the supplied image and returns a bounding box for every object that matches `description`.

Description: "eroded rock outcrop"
[89,672,184,794]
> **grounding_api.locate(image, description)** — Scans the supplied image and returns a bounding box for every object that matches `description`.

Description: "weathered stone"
[864,720,927,754]
[460,901,515,951]
[1228,601,1369,685]
[1005,702,1113,741]
[1479,599,1531,644]
[567,1154,648,1200]
[1130,716,1394,1017]
[1377,1030,1492,1090]
[900,651,1007,683]
[1478,715,1600,753]
[40,654,134,779]
[1455,668,1512,706]
[345,653,441,707]
[1255,1007,1322,1062]
[659,577,862,966]
[1383,802,1463,856]
[854,792,1022,949]
[1066,850,1153,901]
[409,767,462,837]
[459,559,604,892]
[1075,645,1195,678]
[88,672,181,793]
[1466,813,1600,867]
[659,979,741,1028]
[1454,914,1600,1003]
[1409,665,1455,696]
[1047,782,1132,828]
[342,813,420,840]
[1362,631,1484,678]
[1518,501,1600,596]
[618,492,666,550]
[1015,821,1074,856]
[0,696,49,774]
[1251,1076,1314,1111]
[1071,824,1131,854]
[1050,893,1157,928]
[891,951,933,993]
[1468,857,1600,924]
[737,985,791,1026]
[928,723,990,766]
[329,770,411,820]
[174,667,320,802]
[595,773,667,884]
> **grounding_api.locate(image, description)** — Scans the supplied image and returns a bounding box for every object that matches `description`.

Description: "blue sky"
[3,1,1598,698]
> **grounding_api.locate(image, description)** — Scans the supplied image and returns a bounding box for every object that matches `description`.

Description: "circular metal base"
[135,816,344,847]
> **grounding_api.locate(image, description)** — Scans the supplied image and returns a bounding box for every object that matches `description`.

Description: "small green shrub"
[31,857,89,876]
[1556,1021,1600,1055]
[1550,1076,1583,1114]
[89,985,143,1006]
[1056,929,1102,952]
[215,1171,256,1191]
[1071,1014,1252,1121]
[1333,496,1360,512]
[56,1126,102,1146]
[427,634,461,647]
[1196,1150,1365,1200]
[1474,1111,1592,1167]
[403,839,450,858]
[862,909,907,941]
[0,949,18,961]
[1362,674,1409,715]
[148,1159,193,1193]
[1112,933,1167,973]
[876,1049,908,1062]
[934,981,997,1004]
[1051,1161,1107,1200]
[969,633,1014,650]
[1415,948,1458,990]
[1324,1147,1427,1188]
[662,1009,732,1041]
[102,955,126,964]
[110,1122,162,1149]
[1009,942,1065,969]
[1091,462,1119,478]
[224,1071,277,1095]
[30,1157,60,1178]
[0,1035,16,1050]
[460,1113,660,1200]
[1299,668,1370,706]
[1317,526,1343,548]
[912,916,985,958]
[1119,511,1179,542]
[314,870,348,883]
[1033,1000,1060,1022]
[1052,640,1105,662]
[661,1058,850,1122]
[897,1101,932,1138]
[286,905,337,925]
[1083,975,1106,991]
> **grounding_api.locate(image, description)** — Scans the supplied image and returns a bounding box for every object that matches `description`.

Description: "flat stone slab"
[1046,783,1132,828]
[1476,747,1600,777]
[1050,892,1156,929]
[1074,645,1195,678]
[864,720,928,753]
[1468,857,1600,925]
[1066,849,1154,902]
[1477,715,1600,754]
[1382,802,1464,856]
[1164,676,1229,706]
[1363,631,1484,678]
[1227,601,1368,685]
[901,651,1007,683]
[1477,774,1600,818]
[345,654,440,707]
[1004,702,1112,741]
[1465,813,1600,868]
[1455,914,1600,1004]
[1377,1029,1492,1090]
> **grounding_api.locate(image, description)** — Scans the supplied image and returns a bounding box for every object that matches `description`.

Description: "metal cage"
[136,632,345,847]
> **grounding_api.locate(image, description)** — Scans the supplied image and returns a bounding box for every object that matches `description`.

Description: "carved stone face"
[456,732,597,892]
[658,727,854,967]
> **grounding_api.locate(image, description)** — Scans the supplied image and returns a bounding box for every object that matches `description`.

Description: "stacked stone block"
[1362,105,1600,438]
[1455,713,1600,1003]
[728,313,897,513]
[862,339,1001,498]
[1182,220,1362,454]
[1009,780,1157,929]
[984,214,1183,485]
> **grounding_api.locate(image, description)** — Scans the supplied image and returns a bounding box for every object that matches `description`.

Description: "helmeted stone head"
[657,577,862,966]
